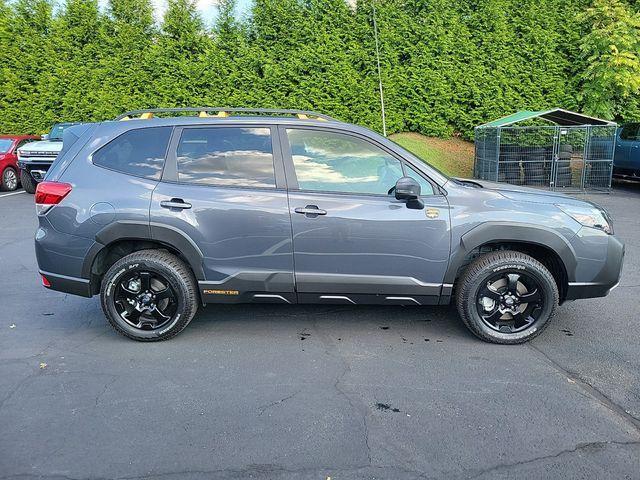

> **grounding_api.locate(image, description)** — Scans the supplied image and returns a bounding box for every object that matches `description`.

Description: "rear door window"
[92,127,172,180]
[176,127,275,188]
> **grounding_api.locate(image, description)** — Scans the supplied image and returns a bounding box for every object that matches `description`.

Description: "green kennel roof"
[479,108,616,128]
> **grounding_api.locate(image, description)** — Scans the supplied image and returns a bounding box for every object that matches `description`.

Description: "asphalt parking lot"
[1,183,639,480]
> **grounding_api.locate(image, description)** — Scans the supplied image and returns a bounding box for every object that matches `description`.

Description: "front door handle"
[161,199,192,210]
[294,205,327,216]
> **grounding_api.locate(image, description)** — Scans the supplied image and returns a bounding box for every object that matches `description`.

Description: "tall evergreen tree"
[45,0,104,122]
[0,0,54,133]
[150,0,207,106]
[200,0,262,107]
[578,0,640,120]
[96,0,157,119]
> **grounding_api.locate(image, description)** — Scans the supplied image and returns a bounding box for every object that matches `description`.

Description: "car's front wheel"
[456,250,558,344]
[20,169,37,194]
[100,249,199,341]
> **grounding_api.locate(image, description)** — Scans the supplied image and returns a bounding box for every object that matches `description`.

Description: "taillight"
[41,274,51,287]
[35,181,72,215]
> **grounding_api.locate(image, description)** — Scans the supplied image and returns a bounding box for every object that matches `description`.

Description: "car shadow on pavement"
[182,303,477,345]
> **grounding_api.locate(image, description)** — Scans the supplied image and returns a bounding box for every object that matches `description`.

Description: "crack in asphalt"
[94,375,118,408]
[256,390,300,416]
[465,439,640,479]
[0,371,38,411]
[528,343,640,432]
[311,319,373,467]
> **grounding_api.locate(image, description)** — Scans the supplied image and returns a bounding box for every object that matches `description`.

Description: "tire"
[555,175,573,187]
[100,249,199,341]
[20,169,37,194]
[523,165,545,176]
[523,161,545,172]
[525,175,548,185]
[456,250,558,344]
[1,167,19,191]
[559,144,573,154]
[559,152,572,160]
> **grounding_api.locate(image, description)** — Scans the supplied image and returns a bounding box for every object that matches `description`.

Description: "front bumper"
[565,231,625,301]
[18,159,55,181]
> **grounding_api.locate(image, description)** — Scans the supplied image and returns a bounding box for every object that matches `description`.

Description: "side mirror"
[41,134,49,141]
[394,176,424,209]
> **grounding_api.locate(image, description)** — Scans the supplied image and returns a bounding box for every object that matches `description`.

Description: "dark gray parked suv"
[34,108,624,343]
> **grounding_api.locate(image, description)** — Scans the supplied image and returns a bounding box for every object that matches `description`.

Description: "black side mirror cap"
[395,176,421,201]
[406,198,424,209]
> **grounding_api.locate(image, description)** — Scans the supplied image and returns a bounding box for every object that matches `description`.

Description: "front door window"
[286,129,404,195]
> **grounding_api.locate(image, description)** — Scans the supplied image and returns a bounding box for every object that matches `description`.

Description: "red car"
[0,135,40,191]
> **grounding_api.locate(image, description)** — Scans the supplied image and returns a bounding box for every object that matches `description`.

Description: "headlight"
[556,203,613,234]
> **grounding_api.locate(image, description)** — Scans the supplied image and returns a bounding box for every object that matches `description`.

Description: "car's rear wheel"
[1,167,18,191]
[20,170,37,194]
[100,249,199,341]
[456,250,558,344]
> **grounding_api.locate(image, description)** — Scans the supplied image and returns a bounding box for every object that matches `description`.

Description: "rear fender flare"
[83,221,205,281]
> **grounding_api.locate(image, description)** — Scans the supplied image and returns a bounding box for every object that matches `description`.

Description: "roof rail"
[115,107,335,122]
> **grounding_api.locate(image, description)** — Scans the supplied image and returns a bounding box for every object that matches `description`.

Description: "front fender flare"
[443,222,577,285]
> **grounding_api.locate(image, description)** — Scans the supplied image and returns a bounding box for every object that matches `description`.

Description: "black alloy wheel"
[456,250,558,344]
[476,270,544,334]
[101,249,199,341]
[113,270,178,331]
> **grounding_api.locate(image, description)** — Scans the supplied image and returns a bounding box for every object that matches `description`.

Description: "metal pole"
[371,0,387,137]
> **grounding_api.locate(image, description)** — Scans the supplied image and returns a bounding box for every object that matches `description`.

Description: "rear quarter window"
[92,127,172,180]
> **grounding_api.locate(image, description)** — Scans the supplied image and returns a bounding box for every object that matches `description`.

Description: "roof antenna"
[371,0,387,137]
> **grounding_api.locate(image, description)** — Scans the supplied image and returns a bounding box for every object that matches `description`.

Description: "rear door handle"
[161,199,192,210]
[294,205,327,216]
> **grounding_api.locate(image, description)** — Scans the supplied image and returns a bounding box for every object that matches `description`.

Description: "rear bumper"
[35,217,96,297]
[39,270,92,297]
[565,233,625,301]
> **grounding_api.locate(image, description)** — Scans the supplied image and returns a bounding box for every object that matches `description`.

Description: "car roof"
[93,113,450,187]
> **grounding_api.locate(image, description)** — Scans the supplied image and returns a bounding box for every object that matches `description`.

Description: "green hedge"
[0,0,638,138]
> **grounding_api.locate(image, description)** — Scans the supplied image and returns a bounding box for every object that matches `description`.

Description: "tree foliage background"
[0,0,639,137]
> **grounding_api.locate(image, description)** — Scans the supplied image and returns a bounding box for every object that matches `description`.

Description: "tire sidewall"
[102,258,188,340]
[465,260,556,343]
[20,170,37,194]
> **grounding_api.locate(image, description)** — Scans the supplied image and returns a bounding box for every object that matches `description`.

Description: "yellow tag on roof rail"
[114,108,336,121]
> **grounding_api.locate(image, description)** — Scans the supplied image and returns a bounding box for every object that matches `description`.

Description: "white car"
[17,122,79,193]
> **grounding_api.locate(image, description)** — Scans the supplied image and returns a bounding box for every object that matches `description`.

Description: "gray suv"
[34,108,624,343]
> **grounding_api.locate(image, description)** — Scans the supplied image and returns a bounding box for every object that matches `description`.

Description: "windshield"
[49,123,76,141]
[0,139,13,153]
